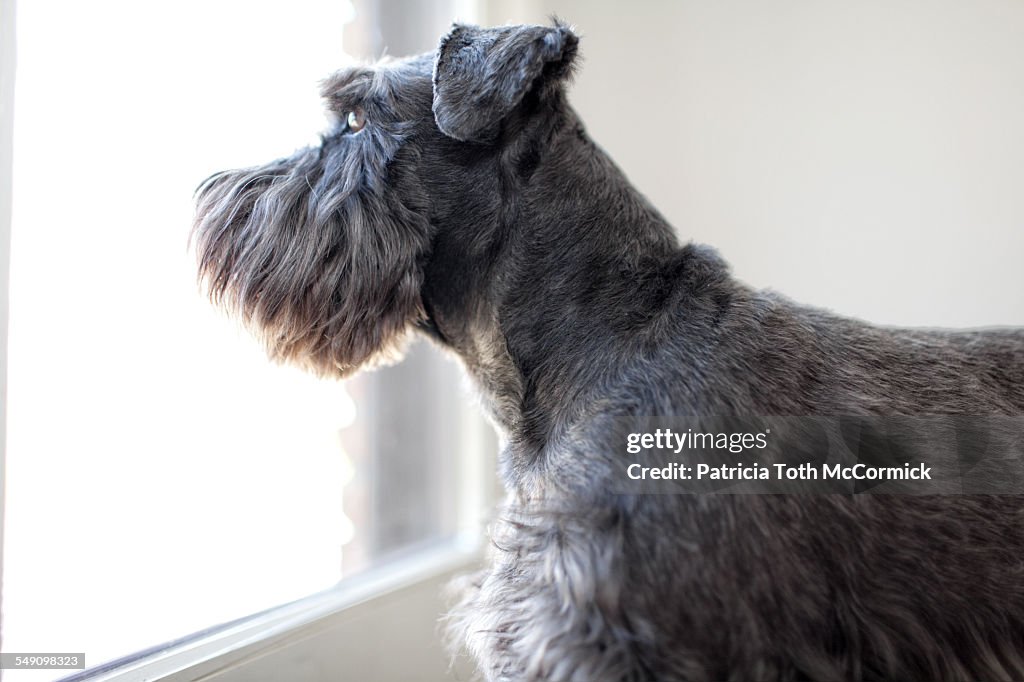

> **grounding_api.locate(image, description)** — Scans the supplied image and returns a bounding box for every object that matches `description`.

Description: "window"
[1,1,490,679]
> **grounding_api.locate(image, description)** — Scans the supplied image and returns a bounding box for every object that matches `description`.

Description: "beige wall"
[483,0,1024,328]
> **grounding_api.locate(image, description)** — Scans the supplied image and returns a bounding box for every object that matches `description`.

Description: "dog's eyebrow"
[320,66,381,110]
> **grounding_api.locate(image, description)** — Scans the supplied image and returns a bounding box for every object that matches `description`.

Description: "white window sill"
[70,536,482,682]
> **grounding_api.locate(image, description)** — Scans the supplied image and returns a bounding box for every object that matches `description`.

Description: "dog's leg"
[449,504,661,682]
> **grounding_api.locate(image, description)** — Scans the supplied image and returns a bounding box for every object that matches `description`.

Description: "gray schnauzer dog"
[193,21,1024,682]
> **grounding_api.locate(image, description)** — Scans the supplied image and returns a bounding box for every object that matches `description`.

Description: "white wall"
[485,0,1024,328]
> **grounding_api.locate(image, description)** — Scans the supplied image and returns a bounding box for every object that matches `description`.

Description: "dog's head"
[193,22,579,378]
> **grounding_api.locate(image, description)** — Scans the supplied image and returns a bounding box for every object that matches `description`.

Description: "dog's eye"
[345,107,366,133]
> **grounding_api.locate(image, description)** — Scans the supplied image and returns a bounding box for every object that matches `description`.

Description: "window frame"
[51,384,495,682]
[41,390,494,682]
[62,538,483,682]
[0,0,16,658]
[0,0,498,679]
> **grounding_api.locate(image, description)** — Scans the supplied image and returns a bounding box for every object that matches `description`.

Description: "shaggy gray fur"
[193,21,1024,682]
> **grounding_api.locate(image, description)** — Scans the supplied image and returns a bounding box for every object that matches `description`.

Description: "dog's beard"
[192,140,430,378]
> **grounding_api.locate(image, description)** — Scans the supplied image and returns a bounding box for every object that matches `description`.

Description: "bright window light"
[2,0,390,674]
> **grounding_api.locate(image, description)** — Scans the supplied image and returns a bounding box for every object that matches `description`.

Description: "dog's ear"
[432,22,578,143]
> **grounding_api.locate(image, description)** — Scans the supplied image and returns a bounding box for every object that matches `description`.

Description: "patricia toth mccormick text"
[626,461,933,481]
[614,417,1022,493]
[625,428,931,480]
[621,425,939,492]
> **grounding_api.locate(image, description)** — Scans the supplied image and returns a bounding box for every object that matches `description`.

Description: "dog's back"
[670,264,1024,416]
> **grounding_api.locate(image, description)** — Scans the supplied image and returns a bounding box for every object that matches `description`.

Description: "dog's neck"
[421,110,692,486]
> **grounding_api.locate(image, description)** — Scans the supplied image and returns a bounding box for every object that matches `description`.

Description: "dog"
[193,21,1024,682]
